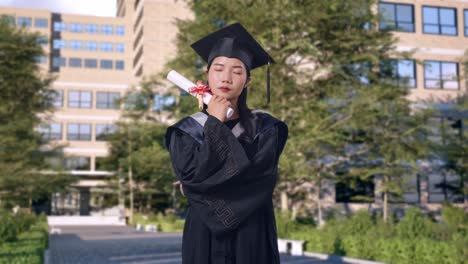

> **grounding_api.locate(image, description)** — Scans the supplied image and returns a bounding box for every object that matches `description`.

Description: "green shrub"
[396,207,432,239]
[441,203,467,231]
[0,222,48,264]
[14,211,36,234]
[0,212,17,243]
[341,210,375,236]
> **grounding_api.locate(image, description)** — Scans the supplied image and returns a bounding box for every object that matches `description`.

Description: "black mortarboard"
[191,23,274,103]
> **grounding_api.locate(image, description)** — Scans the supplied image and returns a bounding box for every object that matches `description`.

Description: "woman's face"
[207,56,249,102]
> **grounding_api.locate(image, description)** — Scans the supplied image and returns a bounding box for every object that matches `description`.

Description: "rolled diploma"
[167,70,234,118]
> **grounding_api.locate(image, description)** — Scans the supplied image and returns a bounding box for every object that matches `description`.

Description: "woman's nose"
[221,71,232,84]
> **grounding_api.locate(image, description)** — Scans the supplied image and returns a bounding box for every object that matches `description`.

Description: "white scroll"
[166,70,234,118]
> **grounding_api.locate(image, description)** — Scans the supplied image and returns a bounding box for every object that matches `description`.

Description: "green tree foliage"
[0,19,72,210]
[165,0,430,222]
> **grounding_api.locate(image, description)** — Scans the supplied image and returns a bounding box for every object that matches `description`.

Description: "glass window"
[428,172,464,203]
[51,90,63,107]
[153,94,176,111]
[64,156,90,170]
[85,41,98,51]
[52,56,66,67]
[116,26,125,35]
[38,123,62,141]
[125,93,148,110]
[53,39,66,49]
[115,60,125,70]
[68,90,92,108]
[465,10,468,36]
[95,124,117,141]
[69,58,82,68]
[96,92,120,109]
[84,59,97,68]
[115,43,125,53]
[17,17,32,27]
[1,15,15,26]
[67,124,92,141]
[100,60,113,69]
[380,59,416,88]
[378,2,414,32]
[101,25,113,35]
[336,177,375,203]
[85,24,98,33]
[389,174,420,203]
[69,23,83,32]
[34,56,47,64]
[53,21,66,32]
[37,36,48,46]
[69,40,82,50]
[423,6,457,36]
[424,61,459,90]
[34,18,48,28]
[100,42,113,52]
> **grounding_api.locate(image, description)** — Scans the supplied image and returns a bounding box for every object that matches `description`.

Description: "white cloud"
[0,0,117,17]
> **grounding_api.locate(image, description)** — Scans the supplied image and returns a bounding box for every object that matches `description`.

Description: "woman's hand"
[207,95,231,122]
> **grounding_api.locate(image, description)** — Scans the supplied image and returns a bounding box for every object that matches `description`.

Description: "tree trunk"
[383,190,388,223]
[28,194,33,213]
[129,165,134,224]
[280,190,288,212]
[317,177,324,227]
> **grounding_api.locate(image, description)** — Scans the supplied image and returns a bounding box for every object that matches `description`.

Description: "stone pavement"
[48,226,349,264]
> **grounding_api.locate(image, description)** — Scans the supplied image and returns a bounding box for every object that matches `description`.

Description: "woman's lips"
[218,87,231,92]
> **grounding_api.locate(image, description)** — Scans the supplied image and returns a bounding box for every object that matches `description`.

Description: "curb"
[304,252,387,264]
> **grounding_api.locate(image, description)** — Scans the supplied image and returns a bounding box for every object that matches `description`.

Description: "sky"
[0,0,117,17]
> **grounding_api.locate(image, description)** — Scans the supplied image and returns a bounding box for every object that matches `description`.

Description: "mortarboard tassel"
[267,61,271,104]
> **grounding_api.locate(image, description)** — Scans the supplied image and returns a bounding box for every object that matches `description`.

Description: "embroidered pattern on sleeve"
[204,199,240,228]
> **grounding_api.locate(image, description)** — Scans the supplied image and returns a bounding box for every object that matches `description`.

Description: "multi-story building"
[0,0,192,215]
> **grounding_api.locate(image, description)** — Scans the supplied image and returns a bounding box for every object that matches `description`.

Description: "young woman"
[165,23,288,264]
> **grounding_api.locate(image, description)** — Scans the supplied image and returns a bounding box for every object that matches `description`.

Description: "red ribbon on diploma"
[189,80,211,110]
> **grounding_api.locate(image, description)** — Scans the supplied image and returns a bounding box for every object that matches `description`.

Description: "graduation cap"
[191,23,275,103]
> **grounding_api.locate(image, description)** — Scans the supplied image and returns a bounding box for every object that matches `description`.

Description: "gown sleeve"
[168,115,288,236]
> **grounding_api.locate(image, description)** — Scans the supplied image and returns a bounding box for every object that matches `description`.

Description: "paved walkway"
[48,226,345,264]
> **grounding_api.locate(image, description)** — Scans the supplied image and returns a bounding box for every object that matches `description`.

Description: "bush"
[14,211,36,234]
[0,212,18,244]
[396,207,433,239]
[441,203,467,231]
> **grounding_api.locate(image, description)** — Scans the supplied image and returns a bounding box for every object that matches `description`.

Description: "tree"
[104,77,176,223]
[0,18,72,211]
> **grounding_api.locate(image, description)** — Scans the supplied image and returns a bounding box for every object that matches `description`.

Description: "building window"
[336,177,375,203]
[378,2,414,32]
[84,59,97,68]
[53,22,66,32]
[51,90,63,107]
[125,93,148,110]
[115,60,125,70]
[424,61,459,90]
[423,6,457,36]
[380,59,416,88]
[37,36,48,46]
[85,41,97,51]
[101,24,113,35]
[1,15,15,26]
[34,18,48,28]
[96,92,120,109]
[68,90,92,108]
[53,39,66,49]
[116,26,125,35]
[52,56,66,67]
[100,60,113,69]
[17,17,32,27]
[34,56,47,64]
[96,124,117,141]
[115,43,125,53]
[69,40,82,50]
[85,24,98,33]
[100,42,113,52]
[38,123,62,141]
[64,156,90,170]
[153,94,176,111]
[69,58,82,68]
[69,23,83,33]
[67,124,91,141]
[389,174,420,203]
[428,173,464,203]
[464,9,468,36]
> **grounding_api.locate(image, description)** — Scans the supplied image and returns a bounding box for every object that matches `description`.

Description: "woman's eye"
[233,71,242,75]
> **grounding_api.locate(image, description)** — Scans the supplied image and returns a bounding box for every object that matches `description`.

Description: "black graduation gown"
[165,111,288,264]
